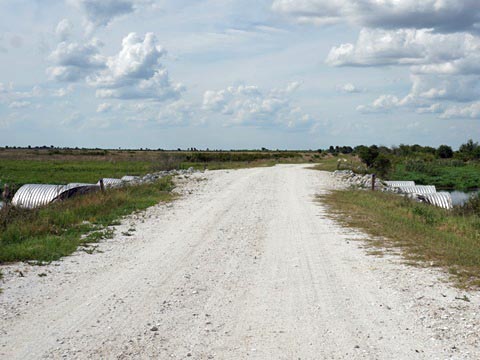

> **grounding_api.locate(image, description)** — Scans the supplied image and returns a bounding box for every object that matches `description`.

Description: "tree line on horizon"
[325,140,479,161]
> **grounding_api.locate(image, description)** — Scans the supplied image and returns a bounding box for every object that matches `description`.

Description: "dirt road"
[1,165,479,359]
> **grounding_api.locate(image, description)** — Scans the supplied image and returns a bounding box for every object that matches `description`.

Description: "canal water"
[447,190,479,206]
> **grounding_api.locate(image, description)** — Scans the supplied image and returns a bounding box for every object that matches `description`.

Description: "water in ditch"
[447,190,479,206]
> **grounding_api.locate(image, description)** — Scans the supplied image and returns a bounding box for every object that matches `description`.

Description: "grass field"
[0,159,154,186]
[0,148,312,187]
[320,190,480,288]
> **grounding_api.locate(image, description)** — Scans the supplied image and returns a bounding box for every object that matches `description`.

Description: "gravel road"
[1,165,479,359]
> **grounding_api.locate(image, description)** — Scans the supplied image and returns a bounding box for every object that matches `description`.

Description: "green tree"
[356,145,379,167]
[436,145,453,159]
[372,154,392,177]
[458,139,480,160]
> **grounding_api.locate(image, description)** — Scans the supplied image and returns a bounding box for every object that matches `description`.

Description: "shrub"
[436,145,453,159]
[459,139,480,160]
[356,145,379,167]
[372,154,392,177]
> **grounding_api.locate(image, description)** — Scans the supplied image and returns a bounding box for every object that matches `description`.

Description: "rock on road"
[1,165,479,359]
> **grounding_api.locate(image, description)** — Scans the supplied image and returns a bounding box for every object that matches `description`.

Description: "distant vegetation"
[321,139,480,190]
[0,148,310,188]
[1,142,478,190]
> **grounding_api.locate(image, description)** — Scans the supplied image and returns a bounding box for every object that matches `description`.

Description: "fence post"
[2,183,10,203]
[371,174,376,191]
[99,179,105,193]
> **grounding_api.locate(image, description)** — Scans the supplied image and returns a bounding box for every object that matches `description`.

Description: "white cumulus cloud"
[408,74,480,103]
[97,102,113,113]
[272,0,480,33]
[338,83,362,93]
[357,94,413,113]
[326,28,480,72]
[202,82,312,127]
[47,39,105,82]
[325,24,480,119]
[89,32,183,101]
[441,102,480,119]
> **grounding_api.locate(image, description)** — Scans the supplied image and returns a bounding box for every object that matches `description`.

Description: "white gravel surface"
[1,164,479,359]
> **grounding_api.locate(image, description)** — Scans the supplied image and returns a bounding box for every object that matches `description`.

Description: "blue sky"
[0,0,479,149]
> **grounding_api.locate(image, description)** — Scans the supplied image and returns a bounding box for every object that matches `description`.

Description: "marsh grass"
[320,190,480,288]
[0,177,174,263]
[390,160,480,190]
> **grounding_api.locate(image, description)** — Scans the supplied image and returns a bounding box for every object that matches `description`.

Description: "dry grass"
[319,190,480,288]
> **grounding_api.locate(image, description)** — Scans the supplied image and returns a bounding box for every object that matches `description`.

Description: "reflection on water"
[448,190,478,206]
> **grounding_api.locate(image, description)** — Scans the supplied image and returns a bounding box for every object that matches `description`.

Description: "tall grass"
[0,177,174,263]
[389,159,480,190]
[389,160,480,190]
[320,190,480,288]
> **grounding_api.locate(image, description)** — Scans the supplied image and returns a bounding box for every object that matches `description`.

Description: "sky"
[0,0,479,150]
